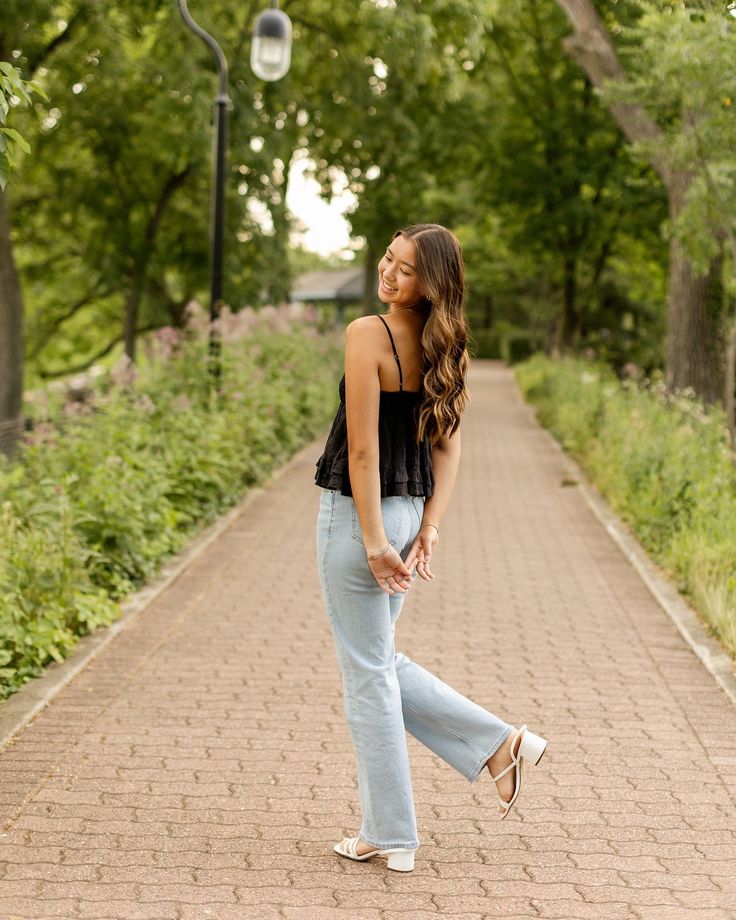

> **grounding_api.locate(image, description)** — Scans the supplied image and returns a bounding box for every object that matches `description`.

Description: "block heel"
[518,726,548,765]
[386,848,415,871]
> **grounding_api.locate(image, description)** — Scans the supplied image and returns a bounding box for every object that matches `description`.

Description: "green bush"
[468,328,538,362]
[515,353,736,656]
[0,320,343,700]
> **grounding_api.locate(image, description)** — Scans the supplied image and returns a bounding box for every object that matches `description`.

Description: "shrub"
[0,309,343,699]
[515,352,736,656]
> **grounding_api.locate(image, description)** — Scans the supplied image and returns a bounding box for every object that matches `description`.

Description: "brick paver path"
[1,359,735,920]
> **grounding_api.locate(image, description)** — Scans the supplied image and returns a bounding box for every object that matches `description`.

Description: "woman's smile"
[377,235,423,306]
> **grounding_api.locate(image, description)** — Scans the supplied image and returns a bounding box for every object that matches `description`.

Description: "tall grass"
[515,353,736,657]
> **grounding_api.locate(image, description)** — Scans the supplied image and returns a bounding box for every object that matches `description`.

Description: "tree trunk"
[122,166,191,363]
[362,243,377,315]
[554,0,724,407]
[482,292,493,329]
[555,254,578,353]
[665,177,723,404]
[724,314,736,448]
[123,275,145,363]
[0,188,24,457]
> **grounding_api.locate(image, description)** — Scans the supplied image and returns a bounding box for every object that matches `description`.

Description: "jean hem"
[467,725,512,784]
[358,832,420,850]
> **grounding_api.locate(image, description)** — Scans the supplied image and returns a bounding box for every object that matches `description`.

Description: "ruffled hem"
[314,456,434,498]
[315,477,433,498]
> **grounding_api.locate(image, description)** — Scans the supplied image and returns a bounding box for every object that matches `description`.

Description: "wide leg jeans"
[316,487,513,850]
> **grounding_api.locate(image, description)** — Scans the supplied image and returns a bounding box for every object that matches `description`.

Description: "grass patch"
[515,352,736,657]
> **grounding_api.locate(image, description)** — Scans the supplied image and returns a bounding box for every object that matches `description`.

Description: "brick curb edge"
[0,435,324,751]
[533,410,736,710]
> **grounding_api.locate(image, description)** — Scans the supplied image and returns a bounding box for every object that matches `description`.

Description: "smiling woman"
[377,236,421,305]
[312,222,550,872]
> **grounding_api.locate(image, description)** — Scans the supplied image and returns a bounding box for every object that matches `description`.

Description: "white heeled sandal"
[489,723,548,820]
[333,836,416,871]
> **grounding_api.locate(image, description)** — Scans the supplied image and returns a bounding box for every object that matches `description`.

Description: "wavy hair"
[392,223,471,446]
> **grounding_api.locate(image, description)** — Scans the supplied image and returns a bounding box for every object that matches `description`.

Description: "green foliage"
[599,1,736,284]
[6,0,497,376]
[4,0,676,376]
[0,492,117,687]
[515,352,736,655]
[0,322,343,699]
[8,0,731,393]
[0,59,46,188]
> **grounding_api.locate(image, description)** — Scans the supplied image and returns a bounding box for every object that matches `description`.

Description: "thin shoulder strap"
[376,314,403,390]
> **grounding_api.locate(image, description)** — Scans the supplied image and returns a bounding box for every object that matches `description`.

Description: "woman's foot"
[334,836,416,871]
[352,838,379,856]
[485,726,522,815]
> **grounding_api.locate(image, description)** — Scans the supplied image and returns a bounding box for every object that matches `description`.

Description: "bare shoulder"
[344,317,386,371]
[345,315,384,339]
[344,316,385,386]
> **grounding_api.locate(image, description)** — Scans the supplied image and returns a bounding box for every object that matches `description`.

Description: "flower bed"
[0,303,343,700]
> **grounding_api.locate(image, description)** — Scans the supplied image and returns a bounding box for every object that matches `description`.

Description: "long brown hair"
[392,223,471,446]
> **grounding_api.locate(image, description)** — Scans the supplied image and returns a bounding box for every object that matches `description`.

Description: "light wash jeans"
[316,487,513,851]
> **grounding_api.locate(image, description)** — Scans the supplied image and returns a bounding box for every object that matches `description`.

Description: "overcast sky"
[285,154,358,259]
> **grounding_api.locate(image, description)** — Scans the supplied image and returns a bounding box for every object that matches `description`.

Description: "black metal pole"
[209,91,228,392]
[177,0,230,392]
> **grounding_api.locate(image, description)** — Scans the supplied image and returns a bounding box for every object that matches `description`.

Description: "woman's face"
[377,234,423,309]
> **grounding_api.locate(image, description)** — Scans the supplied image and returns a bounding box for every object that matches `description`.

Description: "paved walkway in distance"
[1,358,735,920]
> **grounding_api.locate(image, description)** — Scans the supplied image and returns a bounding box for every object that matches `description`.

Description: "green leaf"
[0,127,31,154]
[26,81,49,102]
[0,127,31,155]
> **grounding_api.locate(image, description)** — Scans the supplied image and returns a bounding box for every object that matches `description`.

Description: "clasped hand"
[366,527,438,595]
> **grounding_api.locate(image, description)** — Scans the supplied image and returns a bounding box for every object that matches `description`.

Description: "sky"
[285,152,359,259]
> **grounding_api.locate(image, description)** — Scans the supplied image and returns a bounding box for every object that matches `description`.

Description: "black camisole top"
[314,315,435,498]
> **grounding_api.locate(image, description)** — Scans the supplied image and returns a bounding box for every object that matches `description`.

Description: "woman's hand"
[404,526,438,582]
[366,544,414,595]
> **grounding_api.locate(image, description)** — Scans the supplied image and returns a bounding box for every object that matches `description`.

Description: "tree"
[554,0,732,409]
[0,56,44,456]
[301,0,668,364]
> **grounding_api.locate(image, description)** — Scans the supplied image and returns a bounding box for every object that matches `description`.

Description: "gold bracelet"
[368,542,392,561]
[421,522,439,534]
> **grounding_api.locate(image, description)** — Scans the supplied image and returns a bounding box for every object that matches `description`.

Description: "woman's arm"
[343,318,389,557]
[401,425,461,581]
[421,427,461,532]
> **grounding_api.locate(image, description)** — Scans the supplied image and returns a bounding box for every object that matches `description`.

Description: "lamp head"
[251,7,292,81]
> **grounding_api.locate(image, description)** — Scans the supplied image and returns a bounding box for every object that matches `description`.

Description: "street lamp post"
[177,0,292,392]
[177,0,229,390]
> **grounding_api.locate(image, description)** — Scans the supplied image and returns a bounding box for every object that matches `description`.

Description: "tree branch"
[26,7,90,77]
[37,322,161,379]
[143,165,192,254]
[27,286,117,360]
[554,0,666,179]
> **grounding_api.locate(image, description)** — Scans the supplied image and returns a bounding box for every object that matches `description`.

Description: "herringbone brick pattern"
[1,359,735,920]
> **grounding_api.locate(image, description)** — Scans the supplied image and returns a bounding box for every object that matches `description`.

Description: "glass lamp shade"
[251,8,292,81]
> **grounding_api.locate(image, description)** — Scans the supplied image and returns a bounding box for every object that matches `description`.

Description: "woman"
[314,223,548,872]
